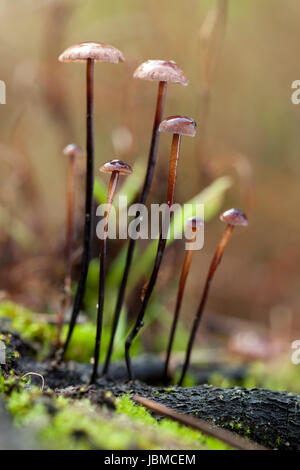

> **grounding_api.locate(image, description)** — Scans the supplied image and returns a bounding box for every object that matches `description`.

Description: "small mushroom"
[159,116,196,207]
[59,42,125,359]
[163,216,204,382]
[178,208,248,386]
[56,144,83,344]
[103,60,189,375]
[133,60,188,85]
[125,116,196,381]
[90,159,132,384]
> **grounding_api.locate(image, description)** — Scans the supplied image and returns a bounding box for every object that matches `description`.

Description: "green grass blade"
[115,158,145,208]
[94,178,107,204]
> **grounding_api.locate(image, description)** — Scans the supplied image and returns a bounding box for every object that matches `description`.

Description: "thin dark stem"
[61,59,95,359]
[125,134,181,381]
[163,237,195,381]
[178,224,234,386]
[102,81,167,375]
[57,152,75,344]
[90,171,119,384]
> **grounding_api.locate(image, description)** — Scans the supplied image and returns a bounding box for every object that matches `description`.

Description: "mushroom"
[56,144,83,344]
[58,42,125,359]
[125,116,196,381]
[178,208,248,386]
[103,60,189,375]
[163,216,204,382]
[90,159,132,384]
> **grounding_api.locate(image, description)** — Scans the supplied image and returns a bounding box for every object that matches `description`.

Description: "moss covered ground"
[1,301,299,450]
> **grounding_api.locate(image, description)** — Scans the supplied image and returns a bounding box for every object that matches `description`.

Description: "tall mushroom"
[178,208,248,386]
[125,116,197,380]
[58,42,125,359]
[57,144,83,344]
[163,216,204,381]
[90,159,132,384]
[103,60,189,375]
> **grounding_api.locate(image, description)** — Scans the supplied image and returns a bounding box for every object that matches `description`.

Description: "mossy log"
[106,382,299,450]
[17,357,300,450]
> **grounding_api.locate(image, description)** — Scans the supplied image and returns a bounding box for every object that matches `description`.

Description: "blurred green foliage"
[82,174,232,359]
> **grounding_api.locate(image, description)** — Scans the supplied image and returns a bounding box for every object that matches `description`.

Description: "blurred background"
[1,0,300,385]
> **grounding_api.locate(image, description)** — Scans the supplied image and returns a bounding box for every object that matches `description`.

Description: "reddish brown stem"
[103,81,167,375]
[57,152,75,344]
[125,134,181,381]
[178,224,234,385]
[90,171,120,384]
[163,234,196,381]
[65,153,75,281]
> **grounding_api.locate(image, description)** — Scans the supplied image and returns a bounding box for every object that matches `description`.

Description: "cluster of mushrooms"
[56,42,248,385]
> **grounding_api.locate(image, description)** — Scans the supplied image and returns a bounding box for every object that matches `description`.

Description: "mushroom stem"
[62,58,95,358]
[90,170,120,384]
[163,233,196,381]
[65,152,76,289]
[102,80,167,375]
[178,224,234,386]
[57,152,76,343]
[125,133,181,381]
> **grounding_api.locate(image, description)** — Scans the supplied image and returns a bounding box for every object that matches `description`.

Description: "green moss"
[116,394,229,450]
[0,301,140,363]
[0,302,56,356]
[1,373,229,451]
[3,300,297,449]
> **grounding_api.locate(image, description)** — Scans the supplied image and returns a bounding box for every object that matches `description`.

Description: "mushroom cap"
[159,116,196,137]
[220,208,248,227]
[100,159,132,176]
[185,216,204,232]
[133,60,188,86]
[58,42,125,64]
[63,144,83,157]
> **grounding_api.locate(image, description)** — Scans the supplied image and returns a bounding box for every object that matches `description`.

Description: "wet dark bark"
[107,382,299,451]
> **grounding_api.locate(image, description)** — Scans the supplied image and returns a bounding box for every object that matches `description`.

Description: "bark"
[108,382,299,450]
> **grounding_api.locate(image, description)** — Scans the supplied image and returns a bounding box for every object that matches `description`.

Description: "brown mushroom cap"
[63,144,83,158]
[133,60,188,86]
[58,42,125,64]
[220,208,248,227]
[185,216,204,232]
[159,116,196,137]
[100,159,132,176]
